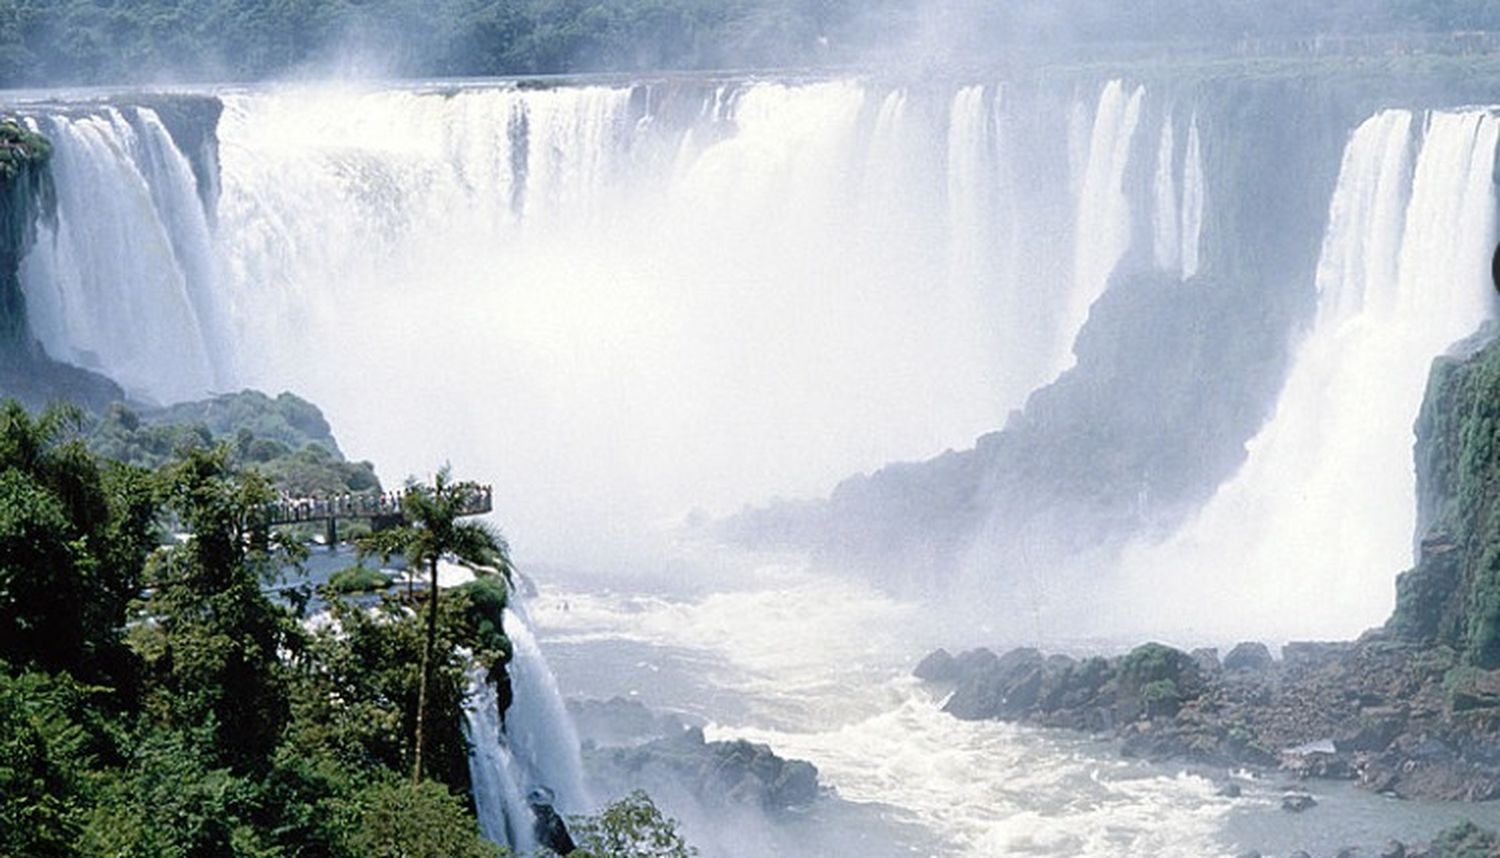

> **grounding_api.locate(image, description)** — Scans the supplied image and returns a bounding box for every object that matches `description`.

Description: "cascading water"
[463,596,590,852]
[13,78,1172,564]
[1068,80,1145,367]
[20,107,223,402]
[1110,108,1500,640]
[1151,110,1206,279]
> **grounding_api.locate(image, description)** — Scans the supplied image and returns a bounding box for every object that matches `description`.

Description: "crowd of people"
[265,483,493,523]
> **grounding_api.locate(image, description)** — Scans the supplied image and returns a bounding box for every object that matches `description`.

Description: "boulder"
[914,648,959,682]
[1224,642,1275,672]
[1191,647,1221,673]
[1281,792,1317,812]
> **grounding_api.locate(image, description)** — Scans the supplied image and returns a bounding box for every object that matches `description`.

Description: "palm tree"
[360,465,509,783]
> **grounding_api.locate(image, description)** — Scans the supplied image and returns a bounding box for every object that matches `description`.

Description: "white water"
[1151,111,1206,279]
[1068,80,1145,365]
[462,599,590,852]
[17,78,1177,566]
[21,107,223,401]
[1111,109,1499,640]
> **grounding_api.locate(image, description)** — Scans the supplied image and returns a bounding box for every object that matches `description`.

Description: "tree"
[144,445,300,771]
[0,400,155,680]
[359,466,508,783]
[570,791,697,858]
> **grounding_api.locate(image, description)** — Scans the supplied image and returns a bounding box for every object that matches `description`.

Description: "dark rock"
[1281,792,1317,812]
[1216,782,1242,798]
[1336,848,1360,858]
[914,648,958,682]
[592,726,820,812]
[1333,712,1405,753]
[1283,641,1351,669]
[1224,642,1275,672]
[944,648,1046,720]
[1378,840,1406,858]
[1191,647,1221,673]
[1235,851,1261,858]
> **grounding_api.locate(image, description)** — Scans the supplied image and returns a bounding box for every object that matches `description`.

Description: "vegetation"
[1391,334,1500,668]
[1430,820,1500,857]
[1,0,1498,88]
[359,467,508,783]
[571,790,697,858]
[88,393,379,497]
[326,563,394,593]
[0,396,694,856]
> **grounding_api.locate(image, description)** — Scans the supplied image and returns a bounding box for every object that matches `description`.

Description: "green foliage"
[0,666,96,858]
[139,445,299,772]
[1430,820,1500,857]
[337,779,501,858]
[0,395,696,858]
[1139,679,1181,718]
[88,393,380,497]
[454,574,513,671]
[357,465,508,782]
[0,401,155,678]
[1392,338,1500,668]
[0,119,50,183]
[571,790,698,858]
[3,0,1486,87]
[326,563,394,594]
[1119,643,1192,686]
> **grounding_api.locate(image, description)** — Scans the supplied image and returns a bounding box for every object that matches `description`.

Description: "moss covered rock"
[1390,329,1500,668]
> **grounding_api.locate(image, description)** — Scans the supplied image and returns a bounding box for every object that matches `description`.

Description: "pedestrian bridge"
[263,484,493,535]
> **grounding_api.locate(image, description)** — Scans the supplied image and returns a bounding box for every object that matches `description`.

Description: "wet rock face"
[586,725,820,812]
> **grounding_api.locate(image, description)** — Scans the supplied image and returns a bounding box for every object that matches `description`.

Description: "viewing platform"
[263,483,493,546]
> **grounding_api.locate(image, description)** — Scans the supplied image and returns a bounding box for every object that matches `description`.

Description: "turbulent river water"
[11,72,1500,855]
[534,559,1500,857]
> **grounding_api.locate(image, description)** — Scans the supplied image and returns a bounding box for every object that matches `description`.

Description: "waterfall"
[463,598,590,852]
[1113,108,1499,639]
[1152,115,1181,273]
[1067,80,1145,369]
[463,677,540,854]
[16,78,1179,562]
[20,107,222,402]
[1180,114,1205,278]
[1150,110,1207,279]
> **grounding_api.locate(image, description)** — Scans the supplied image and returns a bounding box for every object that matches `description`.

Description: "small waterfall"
[1114,108,1499,639]
[463,598,590,852]
[1152,114,1181,273]
[1067,80,1145,368]
[463,677,540,854]
[1149,109,1207,279]
[1180,114,1205,278]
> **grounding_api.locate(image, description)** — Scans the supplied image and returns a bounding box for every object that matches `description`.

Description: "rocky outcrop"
[919,634,1500,801]
[1390,327,1500,669]
[584,726,819,812]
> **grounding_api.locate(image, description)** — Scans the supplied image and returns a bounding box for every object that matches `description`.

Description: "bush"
[327,565,394,594]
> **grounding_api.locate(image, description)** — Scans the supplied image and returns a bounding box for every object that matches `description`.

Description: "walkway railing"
[264,483,493,526]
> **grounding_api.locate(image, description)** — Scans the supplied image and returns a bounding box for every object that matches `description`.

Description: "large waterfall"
[16,78,1192,564]
[1113,108,1500,640]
